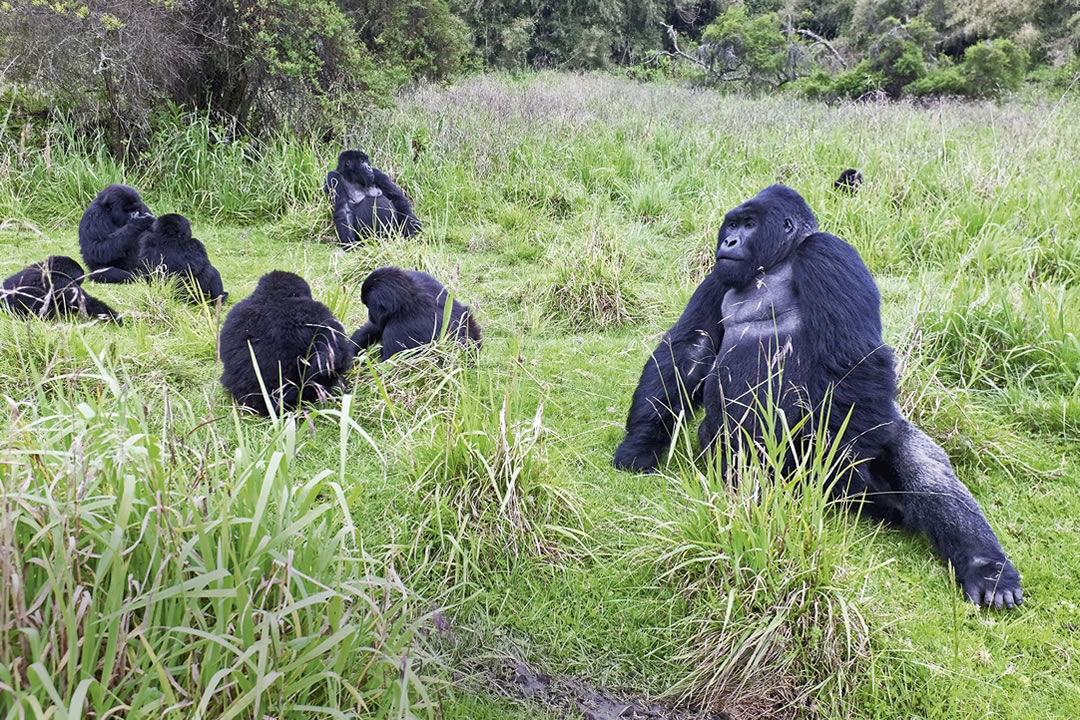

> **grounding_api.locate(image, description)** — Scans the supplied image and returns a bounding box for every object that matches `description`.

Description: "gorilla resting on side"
[2,255,122,324]
[79,185,154,283]
[352,266,481,361]
[324,151,421,245]
[834,168,863,194]
[219,271,354,415]
[614,185,1021,609]
[137,214,227,303]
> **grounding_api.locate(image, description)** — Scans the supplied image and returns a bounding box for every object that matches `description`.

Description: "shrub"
[961,39,1029,98]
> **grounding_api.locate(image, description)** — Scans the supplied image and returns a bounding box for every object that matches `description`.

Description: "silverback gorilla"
[2,255,122,324]
[614,185,1021,609]
[79,185,154,283]
[352,266,481,361]
[137,214,227,303]
[324,151,421,245]
[219,271,354,415]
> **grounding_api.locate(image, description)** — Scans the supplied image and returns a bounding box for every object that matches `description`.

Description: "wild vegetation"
[1,73,1079,718]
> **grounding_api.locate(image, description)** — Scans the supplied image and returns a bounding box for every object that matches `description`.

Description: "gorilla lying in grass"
[352,266,481,361]
[137,214,227,304]
[2,256,122,324]
[614,185,1021,609]
[79,185,154,283]
[219,271,354,415]
[324,151,421,245]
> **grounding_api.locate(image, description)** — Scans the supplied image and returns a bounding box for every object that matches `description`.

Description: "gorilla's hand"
[961,557,1022,610]
[130,213,154,229]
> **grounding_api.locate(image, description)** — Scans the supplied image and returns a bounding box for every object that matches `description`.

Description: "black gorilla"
[2,255,121,324]
[137,214,227,303]
[219,271,355,415]
[614,185,1021,609]
[79,185,154,283]
[833,168,863,194]
[324,151,421,245]
[352,266,481,361]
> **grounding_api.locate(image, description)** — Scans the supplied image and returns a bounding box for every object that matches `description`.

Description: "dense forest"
[2,0,1079,151]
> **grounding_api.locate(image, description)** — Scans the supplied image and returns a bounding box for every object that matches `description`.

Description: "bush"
[962,39,1029,98]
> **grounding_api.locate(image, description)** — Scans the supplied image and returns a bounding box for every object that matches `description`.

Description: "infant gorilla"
[352,266,481,361]
[137,214,227,303]
[219,271,353,415]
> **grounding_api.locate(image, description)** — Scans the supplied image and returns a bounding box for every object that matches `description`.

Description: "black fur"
[614,185,1021,609]
[219,271,355,415]
[78,185,154,283]
[137,214,227,303]
[352,266,481,361]
[2,255,121,324]
[833,168,863,194]
[324,151,421,245]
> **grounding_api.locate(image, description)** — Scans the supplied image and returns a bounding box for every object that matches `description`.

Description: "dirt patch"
[479,657,731,720]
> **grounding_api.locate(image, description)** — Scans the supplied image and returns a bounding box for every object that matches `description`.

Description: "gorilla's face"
[338,151,375,187]
[104,186,152,227]
[715,186,818,289]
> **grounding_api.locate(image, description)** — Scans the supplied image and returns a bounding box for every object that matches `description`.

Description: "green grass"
[1,73,1079,719]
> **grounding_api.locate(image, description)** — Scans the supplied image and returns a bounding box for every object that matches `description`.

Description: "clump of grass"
[403,381,583,589]
[543,227,642,331]
[918,277,1080,394]
[652,391,873,716]
[0,364,430,718]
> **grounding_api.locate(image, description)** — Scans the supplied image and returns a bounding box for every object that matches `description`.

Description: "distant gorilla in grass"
[324,151,421,245]
[614,185,1021,609]
[79,185,154,283]
[2,255,121,324]
[219,271,354,415]
[137,214,227,303]
[352,266,481,361]
[833,168,863,194]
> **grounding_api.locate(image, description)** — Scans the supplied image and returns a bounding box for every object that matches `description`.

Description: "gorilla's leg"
[873,419,1022,609]
[88,266,137,283]
[78,293,123,324]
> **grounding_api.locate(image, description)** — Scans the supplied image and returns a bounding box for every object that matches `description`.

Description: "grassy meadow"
[1,73,1079,719]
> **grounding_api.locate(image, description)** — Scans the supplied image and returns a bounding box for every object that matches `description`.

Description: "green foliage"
[351,0,471,82]
[961,38,1029,98]
[905,58,968,97]
[701,5,790,88]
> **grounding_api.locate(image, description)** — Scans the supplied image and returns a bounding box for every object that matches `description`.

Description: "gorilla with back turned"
[353,266,481,360]
[79,185,154,283]
[137,213,227,303]
[2,255,121,324]
[614,185,1021,609]
[324,151,421,245]
[219,271,354,415]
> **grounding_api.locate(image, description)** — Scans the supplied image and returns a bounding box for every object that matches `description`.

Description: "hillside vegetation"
[1,73,1078,719]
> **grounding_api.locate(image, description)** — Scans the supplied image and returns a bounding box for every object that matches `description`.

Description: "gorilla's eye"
[744,219,755,229]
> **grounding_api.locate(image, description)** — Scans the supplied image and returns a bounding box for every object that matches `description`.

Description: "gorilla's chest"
[717,262,803,377]
[347,185,385,204]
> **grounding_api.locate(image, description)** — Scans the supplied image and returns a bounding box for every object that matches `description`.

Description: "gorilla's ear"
[784,217,794,233]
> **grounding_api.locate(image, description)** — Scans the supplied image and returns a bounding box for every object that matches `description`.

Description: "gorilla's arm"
[613,268,728,472]
[351,322,382,350]
[325,172,357,245]
[83,217,153,283]
[308,321,355,390]
[372,168,421,236]
[77,290,123,324]
[194,264,227,302]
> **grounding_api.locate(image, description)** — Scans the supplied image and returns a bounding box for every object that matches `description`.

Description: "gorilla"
[219,271,354,415]
[324,151,421,245]
[352,266,481,361]
[833,168,863,194]
[2,255,122,324]
[79,185,154,283]
[136,214,227,303]
[614,185,1021,609]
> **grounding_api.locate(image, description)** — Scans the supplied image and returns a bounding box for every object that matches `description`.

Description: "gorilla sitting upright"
[136,214,227,303]
[219,271,354,415]
[614,185,1022,610]
[2,255,122,324]
[352,266,481,361]
[79,185,154,283]
[324,151,421,245]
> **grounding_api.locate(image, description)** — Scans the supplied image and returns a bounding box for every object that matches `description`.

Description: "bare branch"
[794,28,847,69]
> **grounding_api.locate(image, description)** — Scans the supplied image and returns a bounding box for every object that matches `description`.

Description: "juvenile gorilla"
[2,255,121,324]
[833,168,863,194]
[352,266,481,361]
[219,271,354,415]
[79,185,154,283]
[614,185,1021,609]
[324,151,421,245]
[137,214,227,303]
